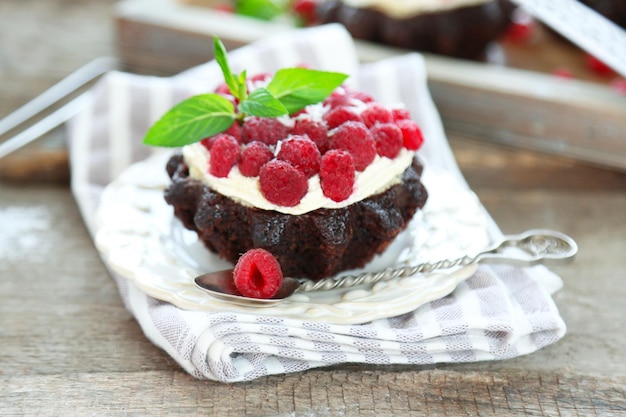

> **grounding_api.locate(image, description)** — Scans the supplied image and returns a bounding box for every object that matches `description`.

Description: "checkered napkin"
[68,25,566,382]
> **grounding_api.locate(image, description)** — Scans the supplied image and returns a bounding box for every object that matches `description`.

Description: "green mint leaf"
[238,88,289,117]
[143,94,236,147]
[267,68,349,114]
[213,37,247,102]
[236,0,288,21]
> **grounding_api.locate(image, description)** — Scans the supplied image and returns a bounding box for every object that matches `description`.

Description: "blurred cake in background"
[314,0,516,59]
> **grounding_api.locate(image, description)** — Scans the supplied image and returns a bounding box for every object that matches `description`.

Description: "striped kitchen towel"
[68,24,566,382]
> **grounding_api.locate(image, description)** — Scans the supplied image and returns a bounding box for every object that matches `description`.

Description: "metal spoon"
[193,229,578,307]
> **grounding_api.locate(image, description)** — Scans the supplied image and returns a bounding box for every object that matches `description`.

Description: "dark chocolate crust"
[316,0,515,60]
[165,153,428,280]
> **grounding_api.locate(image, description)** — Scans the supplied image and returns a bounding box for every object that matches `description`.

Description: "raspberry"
[200,136,217,151]
[361,103,393,128]
[242,116,289,145]
[224,120,242,142]
[248,72,271,83]
[292,0,317,25]
[330,121,376,171]
[209,134,240,177]
[324,87,374,108]
[370,123,403,158]
[214,82,231,95]
[396,120,424,151]
[504,9,535,44]
[239,141,274,177]
[323,106,361,130]
[324,87,352,108]
[291,119,330,153]
[276,135,321,178]
[233,248,283,299]
[247,73,272,91]
[200,122,241,151]
[391,108,411,121]
[585,54,614,77]
[320,150,355,202]
[259,160,308,206]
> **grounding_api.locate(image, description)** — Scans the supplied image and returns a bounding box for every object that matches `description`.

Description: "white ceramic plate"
[94,151,490,324]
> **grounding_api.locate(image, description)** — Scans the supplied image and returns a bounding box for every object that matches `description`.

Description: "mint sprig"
[143,37,349,148]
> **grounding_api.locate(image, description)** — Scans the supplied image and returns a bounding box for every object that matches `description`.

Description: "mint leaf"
[143,94,236,147]
[236,0,288,21]
[267,68,349,114]
[239,88,289,117]
[213,37,246,101]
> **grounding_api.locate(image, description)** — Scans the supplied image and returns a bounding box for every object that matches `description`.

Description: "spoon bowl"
[194,270,301,306]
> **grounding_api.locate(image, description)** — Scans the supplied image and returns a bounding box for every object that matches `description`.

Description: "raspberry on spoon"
[233,248,283,299]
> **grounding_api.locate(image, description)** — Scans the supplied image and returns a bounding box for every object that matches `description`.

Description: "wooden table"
[2,1,626,415]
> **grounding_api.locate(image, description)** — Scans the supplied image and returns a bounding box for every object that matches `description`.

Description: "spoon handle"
[298,229,577,293]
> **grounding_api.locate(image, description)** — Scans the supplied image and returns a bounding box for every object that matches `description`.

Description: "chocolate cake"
[315,0,515,59]
[165,153,428,280]
[142,45,430,284]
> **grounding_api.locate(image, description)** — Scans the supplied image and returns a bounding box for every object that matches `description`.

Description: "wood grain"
[2,1,626,415]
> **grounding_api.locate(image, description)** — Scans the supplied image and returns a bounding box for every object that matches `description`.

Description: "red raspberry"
[276,135,321,178]
[291,119,330,153]
[370,123,403,158]
[259,160,308,206]
[239,141,274,177]
[330,121,376,171]
[504,9,535,43]
[242,116,289,145]
[585,54,614,77]
[391,108,411,121]
[214,82,231,95]
[224,120,242,141]
[233,248,283,299]
[504,21,535,43]
[350,90,374,103]
[247,73,272,92]
[361,103,393,128]
[320,150,355,202]
[248,72,271,83]
[324,87,352,108]
[396,120,424,151]
[200,122,241,151]
[209,134,240,177]
[200,136,217,151]
[292,0,317,25]
[323,106,361,130]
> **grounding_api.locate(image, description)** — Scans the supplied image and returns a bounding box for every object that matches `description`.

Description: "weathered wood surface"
[2,1,626,415]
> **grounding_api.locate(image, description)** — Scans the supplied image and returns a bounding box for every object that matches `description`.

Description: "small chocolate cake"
[165,153,428,280]
[316,0,515,60]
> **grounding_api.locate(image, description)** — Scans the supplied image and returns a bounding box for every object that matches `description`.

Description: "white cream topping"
[338,0,491,18]
[183,144,415,215]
